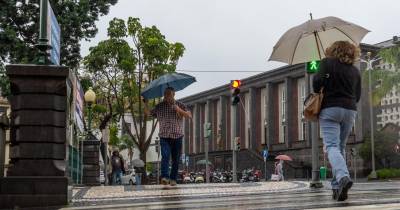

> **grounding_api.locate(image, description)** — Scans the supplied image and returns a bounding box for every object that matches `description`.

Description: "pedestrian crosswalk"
[65,181,400,210]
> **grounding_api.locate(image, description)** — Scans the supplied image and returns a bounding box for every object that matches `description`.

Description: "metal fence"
[68,145,83,184]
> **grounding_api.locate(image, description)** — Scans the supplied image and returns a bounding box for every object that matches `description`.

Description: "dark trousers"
[160,137,182,181]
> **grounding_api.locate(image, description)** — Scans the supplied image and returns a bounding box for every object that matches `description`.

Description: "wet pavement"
[62,180,400,209]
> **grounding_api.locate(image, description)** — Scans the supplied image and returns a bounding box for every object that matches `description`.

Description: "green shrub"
[370,168,400,180]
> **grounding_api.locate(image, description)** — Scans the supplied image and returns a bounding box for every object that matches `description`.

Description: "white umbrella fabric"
[269,15,370,65]
[131,159,145,167]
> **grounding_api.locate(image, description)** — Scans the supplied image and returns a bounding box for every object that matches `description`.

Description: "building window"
[278,83,286,143]
[298,78,306,141]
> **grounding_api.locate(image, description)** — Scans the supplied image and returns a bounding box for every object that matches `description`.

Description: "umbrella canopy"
[131,159,145,167]
[196,159,212,165]
[275,155,293,161]
[269,16,369,65]
[141,72,196,99]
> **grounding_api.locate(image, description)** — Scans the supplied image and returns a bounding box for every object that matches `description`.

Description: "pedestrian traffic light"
[306,60,321,73]
[231,80,241,106]
[235,137,241,151]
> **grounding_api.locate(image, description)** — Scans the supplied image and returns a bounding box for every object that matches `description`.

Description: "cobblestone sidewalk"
[71,181,309,205]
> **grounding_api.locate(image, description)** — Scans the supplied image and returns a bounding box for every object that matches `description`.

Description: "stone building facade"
[178,41,396,179]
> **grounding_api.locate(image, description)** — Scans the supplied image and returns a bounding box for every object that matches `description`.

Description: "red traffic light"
[231,80,241,89]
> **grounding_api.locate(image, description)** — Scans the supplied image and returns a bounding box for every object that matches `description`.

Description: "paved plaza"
[63,180,400,209]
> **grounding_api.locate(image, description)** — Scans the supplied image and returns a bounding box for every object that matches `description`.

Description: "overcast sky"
[80,0,399,99]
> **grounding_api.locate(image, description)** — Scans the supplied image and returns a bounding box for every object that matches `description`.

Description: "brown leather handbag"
[303,87,324,121]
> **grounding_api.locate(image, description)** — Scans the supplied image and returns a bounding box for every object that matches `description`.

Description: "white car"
[121,170,136,185]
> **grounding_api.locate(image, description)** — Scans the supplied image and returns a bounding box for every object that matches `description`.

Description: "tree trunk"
[139,148,147,184]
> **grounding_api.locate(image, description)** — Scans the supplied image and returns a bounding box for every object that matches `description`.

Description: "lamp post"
[36,0,51,64]
[84,87,96,133]
[360,52,381,179]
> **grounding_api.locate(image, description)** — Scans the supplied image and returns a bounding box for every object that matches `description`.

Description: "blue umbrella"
[141,72,196,99]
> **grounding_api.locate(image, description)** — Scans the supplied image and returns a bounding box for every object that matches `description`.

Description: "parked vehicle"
[222,171,233,183]
[121,169,136,185]
[240,168,259,182]
[183,172,195,184]
[211,171,226,183]
[195,172,205,183]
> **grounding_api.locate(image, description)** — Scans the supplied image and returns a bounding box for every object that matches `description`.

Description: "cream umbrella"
[269,14,370,65]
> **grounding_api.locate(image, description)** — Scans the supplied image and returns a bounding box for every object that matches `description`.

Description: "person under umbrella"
[274,155,292,181]
[313,41,361,201]
[269,14,369,201]
[144,87,192,186]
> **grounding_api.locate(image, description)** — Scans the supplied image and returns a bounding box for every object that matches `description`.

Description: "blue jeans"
[135,173,142,185]
[160,137,183,181]
[112,169,122,185]
[319,107,357,189]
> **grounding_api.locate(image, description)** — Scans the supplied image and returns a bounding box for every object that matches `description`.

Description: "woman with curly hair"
[313,41,361,201]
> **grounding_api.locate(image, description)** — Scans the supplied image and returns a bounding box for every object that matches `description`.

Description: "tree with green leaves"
[107,124,135,162]
[0,0,118,96]
[83,17,185,173]
[360,130,399,169]
[364,44,400,106]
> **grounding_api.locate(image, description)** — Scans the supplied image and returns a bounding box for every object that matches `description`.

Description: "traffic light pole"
[306,68,323,189]
[231,104,238,183]
[205,137,210,183]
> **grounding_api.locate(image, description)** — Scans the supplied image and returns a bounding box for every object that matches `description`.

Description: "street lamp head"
[84,87,96,104]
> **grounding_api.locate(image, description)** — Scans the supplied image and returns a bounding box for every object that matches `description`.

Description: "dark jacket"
[313,57,361,111]
[111,154,125,173]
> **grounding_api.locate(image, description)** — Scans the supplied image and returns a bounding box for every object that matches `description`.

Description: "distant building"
[374,37,400,130]
[118,114,160,169]
[179,38,399,178]
[0,96,10,177]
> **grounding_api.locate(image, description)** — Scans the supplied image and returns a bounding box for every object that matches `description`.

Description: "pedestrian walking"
[144,87,192,186]
[313,41,361,201]
[111,150,125,185]
[134,166,144,185]
[276,160,284,181]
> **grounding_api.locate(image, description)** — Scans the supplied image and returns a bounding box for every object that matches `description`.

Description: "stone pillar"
[266,82,274,149]
[285,77,294,148]
[81,135,100,186]
[219,96,227,150]
[1,64,70,208]
[249,88,257,150]
[206,99,213,151]
[194,103,200,154]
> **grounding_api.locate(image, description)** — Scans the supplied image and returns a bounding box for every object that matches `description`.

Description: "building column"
[194,103,201,154]
[285,77,294,148]
[249,87,257,150]
[219,96,227,150]
[266,82,274,149]
[206,99,213,151]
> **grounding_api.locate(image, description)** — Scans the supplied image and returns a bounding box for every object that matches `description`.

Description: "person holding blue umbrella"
[144,77,193,186]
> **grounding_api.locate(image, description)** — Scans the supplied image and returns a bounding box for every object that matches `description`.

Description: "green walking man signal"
[307,60,321,73]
